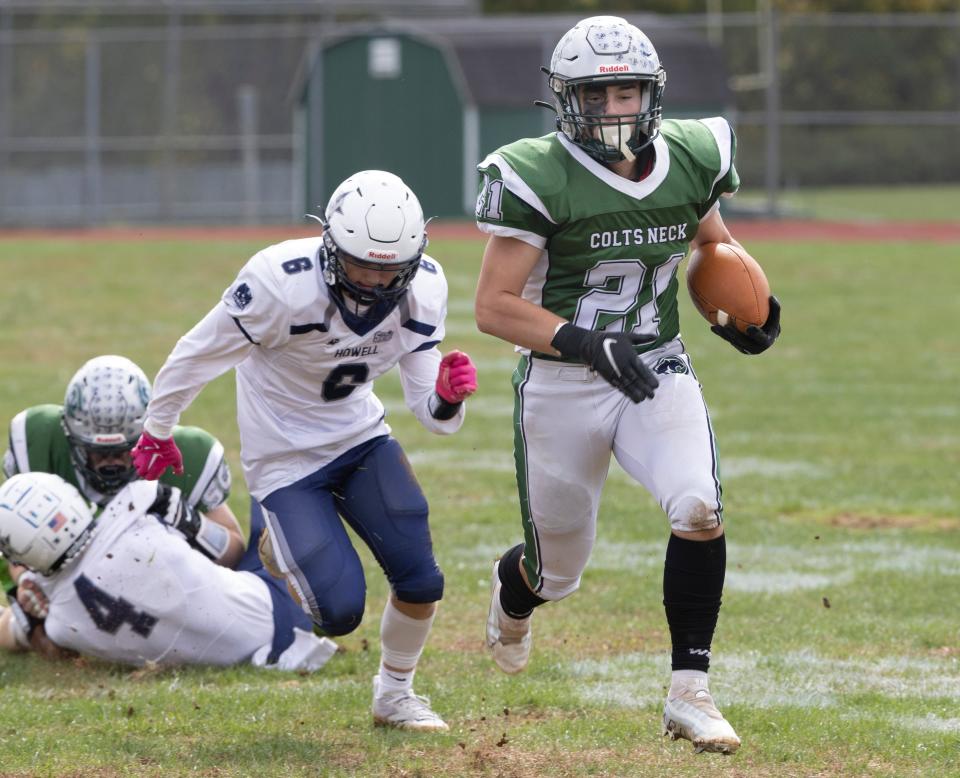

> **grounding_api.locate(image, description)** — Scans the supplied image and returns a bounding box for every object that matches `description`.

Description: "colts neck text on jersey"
[589,222,688,249]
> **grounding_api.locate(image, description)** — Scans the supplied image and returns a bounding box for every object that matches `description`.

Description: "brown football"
[686,242,770,333]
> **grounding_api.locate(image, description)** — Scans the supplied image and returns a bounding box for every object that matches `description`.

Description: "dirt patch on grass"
[829,513,960,530]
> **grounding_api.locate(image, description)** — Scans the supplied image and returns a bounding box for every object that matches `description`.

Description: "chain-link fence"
[0,9,957,226]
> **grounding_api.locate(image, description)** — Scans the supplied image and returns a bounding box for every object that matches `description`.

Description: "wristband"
[192,516,230,561]
[550,322,588,360]
[428,393,462,421]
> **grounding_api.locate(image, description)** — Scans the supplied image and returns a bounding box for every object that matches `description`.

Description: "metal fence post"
[85,32,102,225]
[237,84,260,225]
[161,11,182,222]
[0,11,11,225]
[764,5,781,216]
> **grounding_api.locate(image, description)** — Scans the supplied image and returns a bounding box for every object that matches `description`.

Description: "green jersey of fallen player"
[1,405,231,594]
[476,118,739,359]
[3,404,231,512]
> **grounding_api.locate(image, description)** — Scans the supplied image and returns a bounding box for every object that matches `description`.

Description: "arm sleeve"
[398,347,465,435]
[144,305,256,437]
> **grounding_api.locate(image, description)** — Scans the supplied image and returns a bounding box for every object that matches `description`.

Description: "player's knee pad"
[310,590,366,637]
[668,495,721,533]
[290,543,367,636]
[391,562,444,604]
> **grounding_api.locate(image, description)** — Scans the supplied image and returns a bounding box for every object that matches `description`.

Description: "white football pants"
[512,344,723,601]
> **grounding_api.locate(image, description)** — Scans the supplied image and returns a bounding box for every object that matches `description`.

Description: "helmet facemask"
[321,229,423,319]
[551,72,665,164]
[64,433,139,495]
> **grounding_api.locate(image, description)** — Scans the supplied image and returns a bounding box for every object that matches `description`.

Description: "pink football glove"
[131,431,184,480]
[435,350,478,404]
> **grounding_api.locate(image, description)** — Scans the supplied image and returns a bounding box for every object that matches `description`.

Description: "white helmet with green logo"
[61,355,151,494]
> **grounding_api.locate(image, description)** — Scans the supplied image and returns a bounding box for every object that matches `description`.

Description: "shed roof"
[294,14,731,111]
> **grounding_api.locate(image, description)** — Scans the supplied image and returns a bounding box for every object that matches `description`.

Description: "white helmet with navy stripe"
[0,472,95,575]
[321,170,427,318]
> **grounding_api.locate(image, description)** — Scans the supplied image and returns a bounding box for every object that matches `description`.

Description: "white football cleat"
[662,676,741,754]
[485,559,533,674]
[372,676,449,732]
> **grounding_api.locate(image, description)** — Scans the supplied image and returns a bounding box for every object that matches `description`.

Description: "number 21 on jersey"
[572,255,682,337]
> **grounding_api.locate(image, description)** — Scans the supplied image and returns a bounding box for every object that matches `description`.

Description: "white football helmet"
[0,472,95,575]
[321,170,427,319]
[546,16,666,163]
[61,355,151,494]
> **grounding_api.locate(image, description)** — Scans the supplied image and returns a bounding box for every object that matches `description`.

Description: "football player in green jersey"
[1,355,245,600]
[475,16,781,755]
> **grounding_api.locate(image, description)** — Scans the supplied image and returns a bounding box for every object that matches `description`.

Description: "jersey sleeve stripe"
[188,438,225,508]
[698,117,736,196]
[411,339,441,353]
[232,316,259,345]
[290,322,329,335]
[402,319,437,336]
[8,410,29,473]
[479,153,557,225]
[476,221,548,250]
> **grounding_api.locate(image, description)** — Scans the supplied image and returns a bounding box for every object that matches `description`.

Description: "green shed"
[294,17,732,219]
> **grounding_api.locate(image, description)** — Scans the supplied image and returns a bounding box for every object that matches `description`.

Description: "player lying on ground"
[1,354,246,599]
[130,170,478,731]
[474,15,780,755]
[0,472,337,671]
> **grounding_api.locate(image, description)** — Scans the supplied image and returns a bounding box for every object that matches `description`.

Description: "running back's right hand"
[551,324,659,403]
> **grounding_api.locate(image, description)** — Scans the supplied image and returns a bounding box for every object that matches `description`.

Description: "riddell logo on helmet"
[598,64,630,73]
[366,249,399,260]
[93,434,126,445]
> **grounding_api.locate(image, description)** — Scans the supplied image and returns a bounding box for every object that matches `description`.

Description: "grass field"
[0,228,958,777]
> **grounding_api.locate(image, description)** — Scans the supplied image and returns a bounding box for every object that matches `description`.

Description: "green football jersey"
[475,118,739,359]
[3,404,231,512]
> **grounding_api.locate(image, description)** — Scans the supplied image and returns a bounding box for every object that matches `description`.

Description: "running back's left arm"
[691,206,742,251]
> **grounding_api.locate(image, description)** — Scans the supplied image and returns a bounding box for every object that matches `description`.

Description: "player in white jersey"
[0,472,338,671]
[130,170,478,731]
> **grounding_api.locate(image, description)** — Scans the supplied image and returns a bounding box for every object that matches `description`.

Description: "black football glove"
[711,295,781,355]
[147,483,203,542]
[551,323,659,403]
